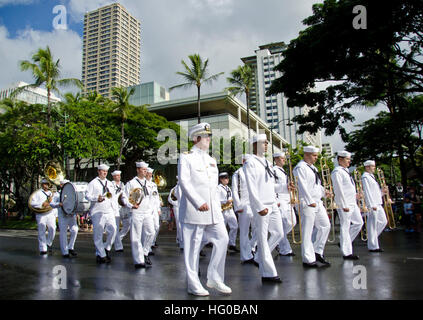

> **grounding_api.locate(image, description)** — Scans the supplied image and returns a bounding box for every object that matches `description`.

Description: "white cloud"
[0,25,82,94]
[0,0,35,8]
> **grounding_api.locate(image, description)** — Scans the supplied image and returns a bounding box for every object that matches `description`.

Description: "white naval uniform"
[331,166,363,256]
[30,189,57,253]
[111,181,131,251]
[51,190,78,255]
[274,165,296,255]
[121,176,155,265]
[218,184,238,247]
[168,184,183,248]
[85,177,117,258]
[148,179,161,247]
[243,155,283,278]
[178,145,229,294]
[294,160,330,264]
[232,167,255,262]
[361,172,387,250]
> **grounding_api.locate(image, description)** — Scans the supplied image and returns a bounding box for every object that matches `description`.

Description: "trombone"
[353,169,368,241]
[376,168,396,229]
[320,156,338,243]
[286,152,302,244]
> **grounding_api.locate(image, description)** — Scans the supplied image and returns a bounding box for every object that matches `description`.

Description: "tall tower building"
[241,42,320,149]
[81,3,141,99]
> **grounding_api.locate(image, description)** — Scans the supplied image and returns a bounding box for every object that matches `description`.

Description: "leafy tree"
[12,46,82,127]
[170,54,224,123]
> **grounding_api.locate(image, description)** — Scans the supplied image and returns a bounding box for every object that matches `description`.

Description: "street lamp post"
[270,118,293,164]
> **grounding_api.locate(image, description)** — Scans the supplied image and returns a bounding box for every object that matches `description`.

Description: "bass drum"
[61,182,90,215]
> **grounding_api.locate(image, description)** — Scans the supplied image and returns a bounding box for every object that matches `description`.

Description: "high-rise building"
[241,42,321,149]
[81,3,141,99]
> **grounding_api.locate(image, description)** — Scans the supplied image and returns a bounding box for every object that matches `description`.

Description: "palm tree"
[111,86,135,170]
[12,46,82,127]
[225,64,254,151]
[170,54,224,123]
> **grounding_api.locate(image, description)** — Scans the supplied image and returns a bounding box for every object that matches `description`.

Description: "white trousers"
[238,207,254,261]
[337,204,363,256]
[114,214,131,251]
[153,210,160,245]
[91,211,117,258]
[131,213,155,264]
[254,205,282,278]
[183,221,229,293]
[222,208,238,246]
[278,199,297,255]
[36,211,57,252]
[174,207,184,249]
[58,210,78,255]
[301,201,330,264]
[367,205,387,250]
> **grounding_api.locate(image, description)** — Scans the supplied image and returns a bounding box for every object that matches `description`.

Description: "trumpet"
[320,156,338,243]
[353,169,368,241]
[286,152,302,244]
[376,168,396,229]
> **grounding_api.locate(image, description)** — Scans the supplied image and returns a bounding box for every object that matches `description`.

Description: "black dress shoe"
[199,250,206,257]
[241,258,256,265]
[135,263,149,269]
[303,262,318,268]
[279,252,296,257]
[144,255,152,266]
[40,251,48,255]
[228,245,240,252]
[369,248,384,252]
[152,243,158,248]
[62,254,70,258]
[115,249,124,253]
[262,276,282,283]
[148,251,155,256]
[315,253,331,266]
[47,245,53,254]
[343,254,359,260]
[69,249,77,257]
[205,243,213,248]
[96,256,106,264]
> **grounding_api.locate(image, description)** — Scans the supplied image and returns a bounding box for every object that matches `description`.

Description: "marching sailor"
[85,164,117,264]
[218,172,239,252]
[168,177,183,250]
[232,154,256,264]
[178,122,231,296]
[146,167,162,253]
[331,151,363,260]
[361,160,387,252]
[273,152,296,257]
[294,146,331,268]
[243,134,284,283]
[51,179,79,258]
[111,170,130,253]
[31,178,57,255]
[121,161,155,268]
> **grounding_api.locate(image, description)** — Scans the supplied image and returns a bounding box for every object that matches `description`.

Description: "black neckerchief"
[255,156,275,181]
[342,167,355,186]
[136,177,149,196]
[306,164,321,185]
[41,190,51,200]
[97,178,109,194]
[221,184,232,200]
[277,166,288,184]
[114,181,122,194]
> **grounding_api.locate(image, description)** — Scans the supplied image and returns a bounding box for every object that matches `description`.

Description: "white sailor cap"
[188,122,212,140]
[303,146,319,153]
[337,151,351,158]
[136,161,149,168]
[60,179,70,185]
[147,168,154,173]
[250,134,267,144]
[273,152,286,158]
[40,178,49,184]
[363,160,375,167]
[111,170,121,176]
[219,172,229,178]
[98,164,110,171]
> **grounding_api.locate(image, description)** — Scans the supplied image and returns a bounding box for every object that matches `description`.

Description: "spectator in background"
[405,187,422,232]
[403,196,415,233]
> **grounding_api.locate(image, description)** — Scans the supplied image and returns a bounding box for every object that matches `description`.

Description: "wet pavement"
[0,226,422,300]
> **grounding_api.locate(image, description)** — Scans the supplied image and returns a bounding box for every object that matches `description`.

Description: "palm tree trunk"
[197,85,201,124]
[118,120,125,170]
[47,88,52,128]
